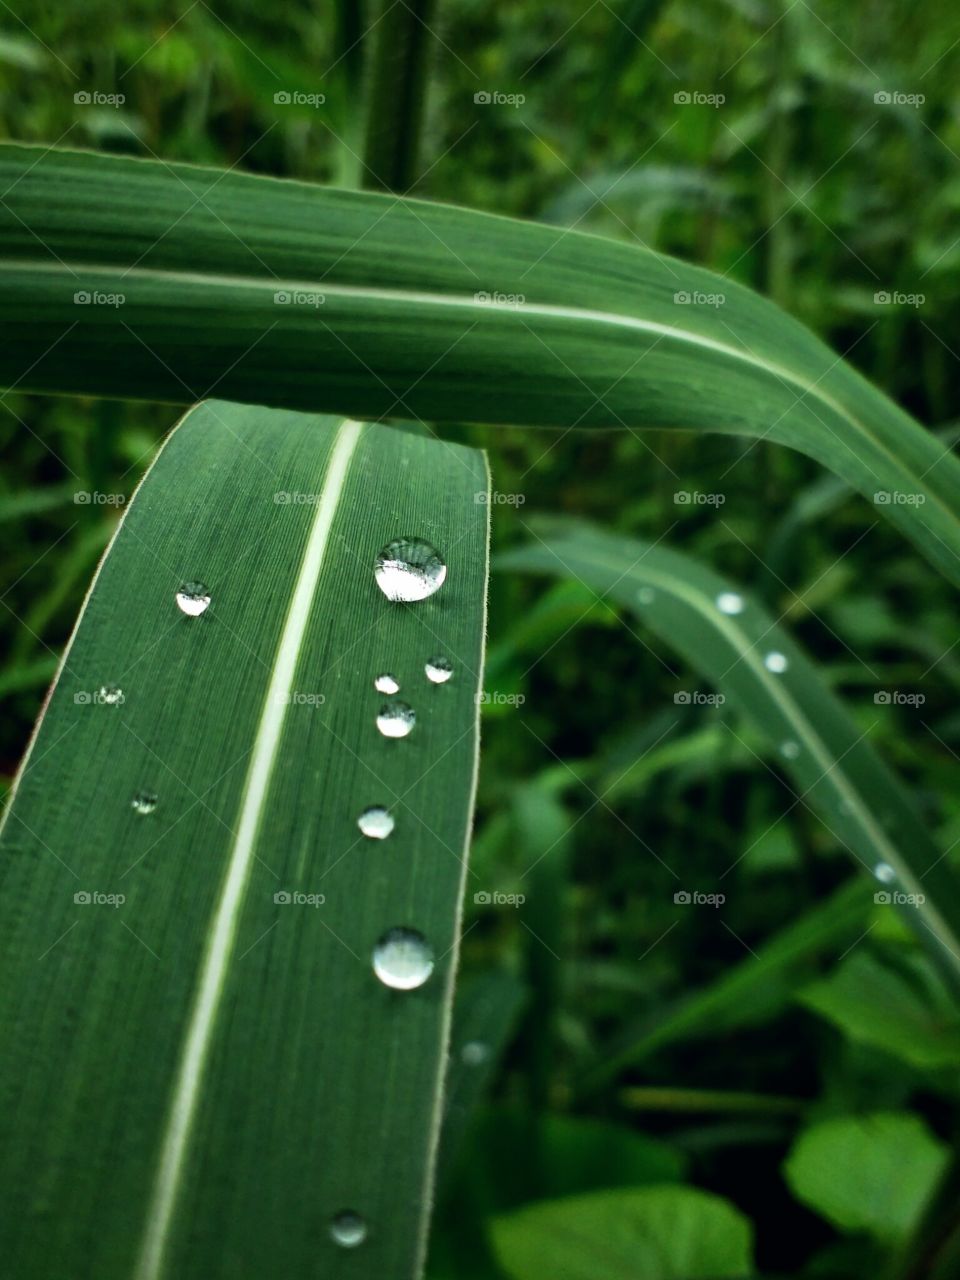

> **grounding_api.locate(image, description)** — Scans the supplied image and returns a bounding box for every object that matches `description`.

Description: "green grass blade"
[0,400,489,1279]
[498,518,960,979]
[1,145,958,584]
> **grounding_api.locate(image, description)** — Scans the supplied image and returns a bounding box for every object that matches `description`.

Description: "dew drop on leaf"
[461,1041,490,1066]
[779,740,800,760]
[374,538,446,602]
[357,806,395,839]
[374,673,400,695]
[373,927,434,990]
[637,586,656,605]
[425,656,453,684]
[716,591,744,615]
[874,861,896,883]
[131,790,157,815]
[376,701,415,739]
[329,1211,367,1248]
[175,581,211,617]
[98,684,123,705]
[764,651,788,673]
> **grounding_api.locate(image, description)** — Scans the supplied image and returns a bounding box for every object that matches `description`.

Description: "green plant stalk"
[361,0,436,192]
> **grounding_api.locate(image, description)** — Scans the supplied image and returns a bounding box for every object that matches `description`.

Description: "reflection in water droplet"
[376,701,415,739]
[637,586,656,605]
[374,673,400,695]
[764,651,789,674]
[131,790,157,815]
[716,591,744,616]
[780,740,800,760]
[358,806,395,839]
[425,657,453,684]
[874,861,896,884]
[373,927,434,990]
[98,684,124,706]
[175,581,211,617]
[329,1212,367,1249]
[374,538,446,603]
[461,1041,490,1066]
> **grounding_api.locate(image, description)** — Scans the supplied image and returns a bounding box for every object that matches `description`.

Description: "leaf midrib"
[6,257,950,523]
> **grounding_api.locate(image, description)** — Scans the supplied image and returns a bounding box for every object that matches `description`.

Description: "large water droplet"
[329,1211,367,1249]
[176,581,211,617]
[874,861,896,884]
[461,1041,490,1066]
[764,651,789,674]
[425,656,453,684]
[373,927,434,990]
[374,538,446,602]
[131,790,157,815]
[716,591,744,615]
[98,684,124,706]
[358,806,395,839]
[374,673,400,695]
[637,586,656,606]
[376,701,415,739]
[779,740,800,760]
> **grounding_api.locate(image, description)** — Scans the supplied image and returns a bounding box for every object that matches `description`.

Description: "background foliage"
[3,2,960,1276]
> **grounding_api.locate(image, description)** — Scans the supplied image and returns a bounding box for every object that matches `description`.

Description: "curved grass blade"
[0,144,959,585]
[0,400,489,1279]
[498,518,960,979]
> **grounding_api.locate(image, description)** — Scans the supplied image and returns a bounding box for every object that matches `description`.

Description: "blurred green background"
[3,2,960,1276]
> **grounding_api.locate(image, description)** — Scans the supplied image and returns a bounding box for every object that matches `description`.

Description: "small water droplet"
[98,684,124,706]
[329,1211,367,1249]
[374,673,400,695]
[874,861,896,884]
[716,591,744,615]
[374,538,446,603]
[373,927,434,990]
[779,740,800,760]
[131,790,157,815]
[461,1041,490,1066]
[425,657,453,684]
[764,651,789,674]
[358,806,395,839]
[176,581,211,617]
[376,701,415,739]
[637,586,656,605]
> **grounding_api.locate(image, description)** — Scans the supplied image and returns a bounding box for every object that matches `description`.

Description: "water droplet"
[176,581,211,617]
[374,673,400,695]
[764,651,789,674]
[358,806,395,839]
[98,684,124,706]
[716,591,744,615]
[874,861,896,884]
[637,586,656,605]
[373,927,434,990]
[374,538,446,603]
[131,790,157,815]
[461,1041,490,1066]
[425,656,453,684]
[329,1211,367,1249]
[376,701,415,739]
[779,740,800,760]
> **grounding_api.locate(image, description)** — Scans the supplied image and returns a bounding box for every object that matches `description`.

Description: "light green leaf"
[0,401,489,1279]
[800,950,960,1069]
[1,144,959,584]
[783,1113,949,1243]
[491,1186,754,1280]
